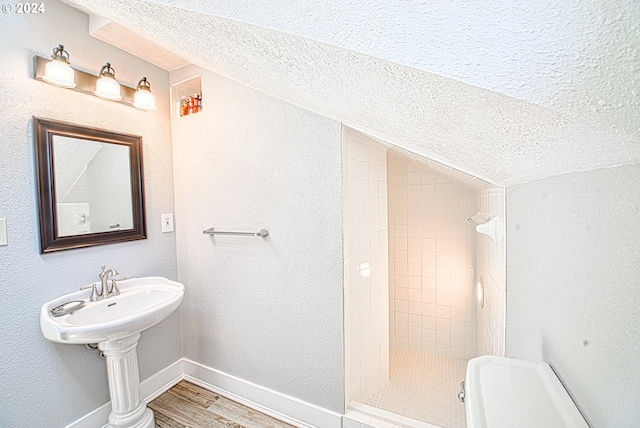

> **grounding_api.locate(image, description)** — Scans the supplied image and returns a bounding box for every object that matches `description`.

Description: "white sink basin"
[40,276,184,344]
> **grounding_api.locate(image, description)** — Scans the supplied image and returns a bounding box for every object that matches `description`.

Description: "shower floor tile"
[362,347,468,428]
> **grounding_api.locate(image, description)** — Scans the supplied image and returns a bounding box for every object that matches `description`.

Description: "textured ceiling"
[89,15,189,71]
[63,0,640,187]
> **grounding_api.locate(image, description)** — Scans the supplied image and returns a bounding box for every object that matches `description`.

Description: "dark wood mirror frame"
[34,117,146,253]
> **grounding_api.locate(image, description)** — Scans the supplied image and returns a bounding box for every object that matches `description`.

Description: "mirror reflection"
[53,137,133,236]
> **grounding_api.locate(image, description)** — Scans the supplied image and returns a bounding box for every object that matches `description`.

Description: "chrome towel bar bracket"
[203,228,269,238]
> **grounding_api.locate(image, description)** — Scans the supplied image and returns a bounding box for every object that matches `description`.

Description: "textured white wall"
[343,127,390,404]
[476,189,506,357]
[63,0,640,187]
[506,164,640,427]
[0,2,179,427]
[170,65,345,412]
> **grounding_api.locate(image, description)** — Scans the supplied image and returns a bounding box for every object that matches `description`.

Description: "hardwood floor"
[149,380,295,428]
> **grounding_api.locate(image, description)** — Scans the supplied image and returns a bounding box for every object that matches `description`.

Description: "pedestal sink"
[40,276,184,428]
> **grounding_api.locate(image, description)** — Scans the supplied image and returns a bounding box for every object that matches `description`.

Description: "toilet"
[463,356,589,428]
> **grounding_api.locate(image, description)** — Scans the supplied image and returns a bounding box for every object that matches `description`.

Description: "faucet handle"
[80,283,99,302]
[111,279,120,296]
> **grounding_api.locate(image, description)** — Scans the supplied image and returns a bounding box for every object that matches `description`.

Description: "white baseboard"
[181,358,343,428]
[65,358,343,428]
[140,358,185,402]
[64,400,111,428]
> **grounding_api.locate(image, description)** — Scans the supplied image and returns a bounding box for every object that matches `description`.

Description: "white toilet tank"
[464,356,589,428]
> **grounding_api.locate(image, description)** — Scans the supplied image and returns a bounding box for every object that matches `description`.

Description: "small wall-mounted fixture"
[467,211,505,243]
[477,276,485,309]
[94,62,122,101]
[35,44,156,111]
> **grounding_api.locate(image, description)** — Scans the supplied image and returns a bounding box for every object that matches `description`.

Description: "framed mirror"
[34,118,146,253]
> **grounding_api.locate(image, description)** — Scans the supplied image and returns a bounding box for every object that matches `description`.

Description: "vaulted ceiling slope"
[64,0,640,186]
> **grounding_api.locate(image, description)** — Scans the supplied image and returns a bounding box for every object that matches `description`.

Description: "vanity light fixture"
[132,77,157,111]
[42,44,76,88]
[94,62,122,101]
[34,44,156,112]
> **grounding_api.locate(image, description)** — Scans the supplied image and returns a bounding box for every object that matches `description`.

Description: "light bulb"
[94,63,122,101]
[133,77,156,111]
[42,44,75,88]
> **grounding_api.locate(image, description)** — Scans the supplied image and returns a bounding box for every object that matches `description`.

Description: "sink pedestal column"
[99,333,154,428]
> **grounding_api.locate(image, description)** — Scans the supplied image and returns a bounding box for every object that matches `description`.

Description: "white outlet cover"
[161,214,174,233]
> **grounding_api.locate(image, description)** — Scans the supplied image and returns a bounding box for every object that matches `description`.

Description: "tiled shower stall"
[343,126,506,426]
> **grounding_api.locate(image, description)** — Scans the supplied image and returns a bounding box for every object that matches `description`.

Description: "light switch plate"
[0,218,7,246]
[161,214,174,233]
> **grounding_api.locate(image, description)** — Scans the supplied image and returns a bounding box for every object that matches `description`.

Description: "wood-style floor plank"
[150,389,243,428]
[169,381,220,408]
[149,380,294,428]
[207,394,294,428]
[153,410,184,428]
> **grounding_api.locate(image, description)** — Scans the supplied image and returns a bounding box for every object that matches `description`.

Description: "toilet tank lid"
[465,356,589,428]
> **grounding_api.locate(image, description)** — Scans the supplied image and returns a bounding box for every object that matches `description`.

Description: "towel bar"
[203,228,269,238]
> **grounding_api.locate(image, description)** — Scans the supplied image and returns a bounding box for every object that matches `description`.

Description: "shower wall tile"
[388,153,477,359]
[343,127,390,405]
[476,188,506,357]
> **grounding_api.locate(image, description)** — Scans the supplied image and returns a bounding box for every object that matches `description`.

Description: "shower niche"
[171,75,202,118]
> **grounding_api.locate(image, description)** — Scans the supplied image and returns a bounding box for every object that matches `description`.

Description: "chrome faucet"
[99,265,120,299]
